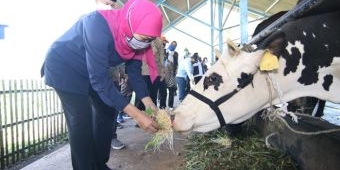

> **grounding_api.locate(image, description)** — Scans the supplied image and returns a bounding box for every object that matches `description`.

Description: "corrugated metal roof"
[116,0,298,33]
[116,0,300,60]
[158,0,298,32]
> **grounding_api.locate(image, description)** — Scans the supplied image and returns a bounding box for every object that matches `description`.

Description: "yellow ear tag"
[260,51,279,71]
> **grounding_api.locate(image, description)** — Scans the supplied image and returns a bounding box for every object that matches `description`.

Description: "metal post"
[240,0,248,44]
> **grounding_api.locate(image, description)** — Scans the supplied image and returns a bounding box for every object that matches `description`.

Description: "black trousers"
[137,76,161,110]
[55,88,117,170]
[158,80,167,108]
[159,81,176,108]
[167,87,176,108]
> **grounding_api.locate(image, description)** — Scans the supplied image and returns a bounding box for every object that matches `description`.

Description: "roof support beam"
[223,17,266,31]
[217,0,224,55]
[240,0,249,44]
[160,5,171,23]
[187,0,191,10]
[222,0,270,18]
[160,1,220,32]
[265,0,281,13]
[210,0,216,62]
[171,27,211,47]
[222,0,237,28]
[0,24,8,40]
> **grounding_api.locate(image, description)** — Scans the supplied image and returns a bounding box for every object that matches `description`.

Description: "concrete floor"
[21,145,72,170]
[21,119,187,170]
[21,93,183,170]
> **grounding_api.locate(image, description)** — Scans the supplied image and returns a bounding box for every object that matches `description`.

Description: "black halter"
[189,89,240,128]
[188,72,254,128]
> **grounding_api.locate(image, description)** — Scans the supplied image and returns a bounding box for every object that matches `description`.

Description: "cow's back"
[277,10,340,87]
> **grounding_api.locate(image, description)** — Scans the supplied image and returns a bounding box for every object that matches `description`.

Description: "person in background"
[40,0,162,169]
[166,41,178,66]
[116,65,133,123]
[202,57,209,73]
[176,48,194,102]
[136,37,166,110]
[163,51,179,110]
[192,53,204,84]
[158,36,170,109]
[179,48,192,95]
[110,65,125,150]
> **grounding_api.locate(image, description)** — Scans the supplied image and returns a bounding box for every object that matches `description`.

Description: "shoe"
[116,123,123,129]
[169,107,174,111]
[111,139,125,150]
[123,114,132,119]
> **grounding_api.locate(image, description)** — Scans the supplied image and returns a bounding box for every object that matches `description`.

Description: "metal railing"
[0,79,68,169]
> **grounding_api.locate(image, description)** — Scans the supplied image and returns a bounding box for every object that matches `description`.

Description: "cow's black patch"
[237,72,254,89]
[283,47,301,76]
[322,74,333,91]
[298,65,319,85]
[203,72,223,91]
[278,11,340,87]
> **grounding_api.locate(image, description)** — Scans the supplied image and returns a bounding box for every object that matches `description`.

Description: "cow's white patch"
[323,23,327,28]
[251,44,257,49]
[303,31,307,36]
[286,42,294,55]
[286,41,305,56]
[324,44,329,50]
[312,33,316,38]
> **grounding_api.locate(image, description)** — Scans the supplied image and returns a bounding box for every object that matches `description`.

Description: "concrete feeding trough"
[255,112,340,170]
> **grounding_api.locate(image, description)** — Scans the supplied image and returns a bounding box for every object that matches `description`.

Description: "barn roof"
[116,0,298,32]
[156,0,298,32]
[116,0,299,60]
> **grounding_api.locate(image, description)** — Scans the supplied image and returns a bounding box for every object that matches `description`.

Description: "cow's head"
[173,32,288,133]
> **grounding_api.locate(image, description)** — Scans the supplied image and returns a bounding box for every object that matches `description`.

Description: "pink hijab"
[98,0,163,82]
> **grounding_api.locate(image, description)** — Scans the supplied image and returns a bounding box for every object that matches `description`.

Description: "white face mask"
[125,36,152,50]
[124,0,152,50]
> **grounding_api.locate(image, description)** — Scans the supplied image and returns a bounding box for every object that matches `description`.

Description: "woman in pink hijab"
[41,0,162,169]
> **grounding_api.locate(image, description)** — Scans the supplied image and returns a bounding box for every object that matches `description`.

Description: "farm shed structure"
[116,0,298,61]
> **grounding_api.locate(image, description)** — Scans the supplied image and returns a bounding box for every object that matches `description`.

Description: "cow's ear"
[259,31,286,56]
[226,39,240,57]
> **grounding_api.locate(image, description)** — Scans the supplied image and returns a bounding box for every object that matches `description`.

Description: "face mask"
[125,36,152,50]
[125,2,152,50]
[168,44,177,51]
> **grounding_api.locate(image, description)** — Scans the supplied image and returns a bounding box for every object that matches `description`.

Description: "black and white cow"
[173,4,340,133]
[251,1,327,118]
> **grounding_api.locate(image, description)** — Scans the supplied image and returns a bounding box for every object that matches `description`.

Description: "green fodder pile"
[183,123,299,170]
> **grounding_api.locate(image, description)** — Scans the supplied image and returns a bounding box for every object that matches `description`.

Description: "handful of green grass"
[144,108,174,151]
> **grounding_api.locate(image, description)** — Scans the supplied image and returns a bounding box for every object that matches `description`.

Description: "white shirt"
[176,57,194,81]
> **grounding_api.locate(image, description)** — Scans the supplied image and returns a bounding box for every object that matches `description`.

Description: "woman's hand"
[123,104,159,133]
[141,96,158,113]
